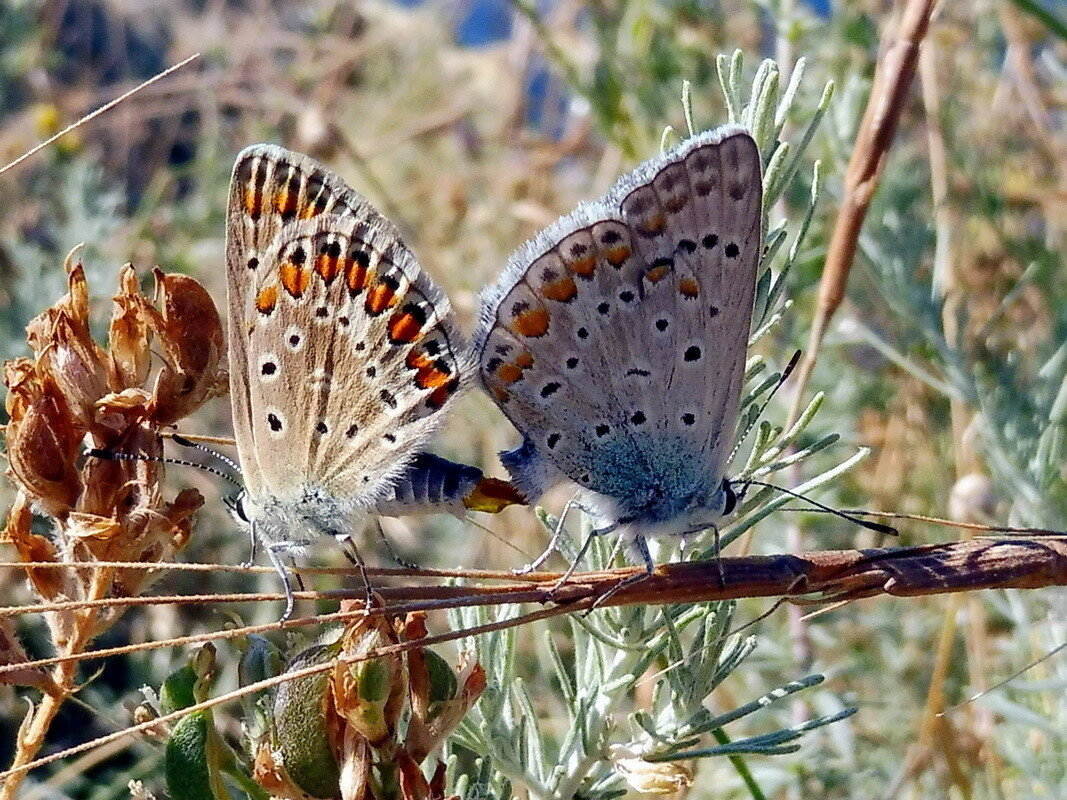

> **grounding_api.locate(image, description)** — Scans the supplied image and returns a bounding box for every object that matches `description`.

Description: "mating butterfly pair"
[225,127,762,616]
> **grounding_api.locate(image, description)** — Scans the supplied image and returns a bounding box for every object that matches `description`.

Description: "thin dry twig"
[3,537,1063,683]
[1,537,1063,785]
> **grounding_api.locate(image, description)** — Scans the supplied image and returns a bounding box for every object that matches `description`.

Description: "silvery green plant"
[0,161,124,360]
[445,53,863,800]
[836,145,1065,532]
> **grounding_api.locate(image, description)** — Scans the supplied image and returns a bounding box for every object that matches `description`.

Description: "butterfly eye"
[225,494,249,523]
[721,479,737,515]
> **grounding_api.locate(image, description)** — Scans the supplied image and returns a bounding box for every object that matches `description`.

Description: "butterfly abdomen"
[372,452,484,517]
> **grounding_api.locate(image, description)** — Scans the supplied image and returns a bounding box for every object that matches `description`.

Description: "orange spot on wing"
[345,257,370,294]
[387,311,423,343]
[513,352,534,369]
[298,198,322,219]
[365,281,398,314]
[541,275,577,302]
[425,379,459,409]
[315,252,341,283]
[635,213,666,237]
[409,351,455,390]
[510,308,550,338]
[406,351,433,371]
[645,265,669,284]
[279,262,310,297]
[664,194,688,212]
[418,368,453,390]
[255,285,278,314]
[491,386,510,404]
[274,186,299,219]
[679,277,700,298]
[603,246,632,267]
[495,364,524,384]
[243,187,262,220]
[570,254,596,277]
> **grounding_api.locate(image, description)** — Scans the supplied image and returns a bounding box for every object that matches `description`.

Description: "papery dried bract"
[396,751,451,800]
[108,265,152,389]
[93,388,154,436]
[403,613,486,764]
[28,262,111,430]
[338,730,373,800]
[3,362,83,517]
[1,494,67,600]
[332,606,406,747]
[78,423,162,519]
[0,257,223,798]
[142,270,227,425]
[253,743,322,800]
[609,746,694,794]
[0,616,53,689]
[259,606,484,800]
[4,261,209,621]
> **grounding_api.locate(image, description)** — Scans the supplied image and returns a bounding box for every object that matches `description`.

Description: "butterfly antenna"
[728,349,802,466]
[87,448,244,490]
[829,509,1064,538]
[170,433,242,475]
[742,478,898,536]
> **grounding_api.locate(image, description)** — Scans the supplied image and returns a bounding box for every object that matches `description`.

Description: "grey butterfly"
[226,145,514,618]
[475,126,762,577]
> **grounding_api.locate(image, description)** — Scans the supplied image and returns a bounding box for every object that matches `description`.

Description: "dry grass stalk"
[787,0,939,428]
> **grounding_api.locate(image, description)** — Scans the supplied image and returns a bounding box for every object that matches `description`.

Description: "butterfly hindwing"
[614,129,763,485]
[477,126,762,526]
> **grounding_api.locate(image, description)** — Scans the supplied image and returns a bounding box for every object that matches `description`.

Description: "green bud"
[272,643,342,799]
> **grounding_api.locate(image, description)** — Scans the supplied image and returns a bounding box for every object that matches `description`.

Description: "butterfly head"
[591,474,737,543]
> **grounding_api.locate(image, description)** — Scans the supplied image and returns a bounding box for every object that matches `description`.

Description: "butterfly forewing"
[226,146,464,510]
[477,126,762,522]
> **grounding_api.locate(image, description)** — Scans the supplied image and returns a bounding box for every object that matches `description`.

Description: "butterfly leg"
[711,524,725,588]
[548,519,620,597]
[264,540,297,622]
[371,519,420,571]
[677,521,726,587]
[241,524,259,569]
[586,533,656,611]
[331,532,375,611]
[515,491,589,575]
[683,521,725,587]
